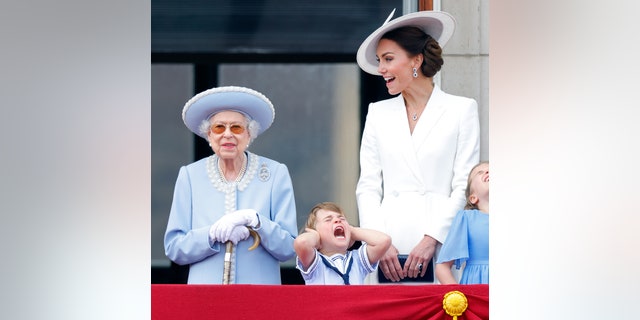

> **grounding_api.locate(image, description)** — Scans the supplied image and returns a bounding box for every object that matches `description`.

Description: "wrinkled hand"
[209,209,259,243]
[228,226,250,245]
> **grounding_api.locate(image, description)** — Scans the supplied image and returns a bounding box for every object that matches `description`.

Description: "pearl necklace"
[218,154,247,183]
[207,152,258,193]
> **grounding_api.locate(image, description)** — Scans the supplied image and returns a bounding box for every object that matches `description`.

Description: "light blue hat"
[182,86,275,139]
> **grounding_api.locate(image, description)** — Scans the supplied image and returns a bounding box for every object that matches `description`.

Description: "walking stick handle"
[248,229,261,250]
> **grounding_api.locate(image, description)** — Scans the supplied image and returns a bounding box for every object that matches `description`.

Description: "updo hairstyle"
[381,26,444,78]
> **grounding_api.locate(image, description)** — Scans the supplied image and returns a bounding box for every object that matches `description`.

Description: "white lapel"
[386,95,425,184]
[412,85,447,152]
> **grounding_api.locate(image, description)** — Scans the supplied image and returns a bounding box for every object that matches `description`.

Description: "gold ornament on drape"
[442,290,468,320]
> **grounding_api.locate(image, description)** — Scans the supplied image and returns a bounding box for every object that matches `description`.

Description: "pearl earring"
[412,67,418,78]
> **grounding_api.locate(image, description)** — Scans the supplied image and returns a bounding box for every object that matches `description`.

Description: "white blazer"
[356,85,480,254]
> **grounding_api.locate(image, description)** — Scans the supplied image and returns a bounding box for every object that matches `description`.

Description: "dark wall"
[151,0,398,284]
[152,0,401,55]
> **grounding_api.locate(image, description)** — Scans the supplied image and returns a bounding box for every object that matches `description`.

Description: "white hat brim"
[182,86,275,139]
[356,11,456,75]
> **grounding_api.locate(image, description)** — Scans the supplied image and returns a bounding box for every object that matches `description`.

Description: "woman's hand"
[404,235,438,278]
[377,244,403,282]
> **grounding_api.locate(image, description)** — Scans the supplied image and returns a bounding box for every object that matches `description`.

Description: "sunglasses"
[210,123,246,134]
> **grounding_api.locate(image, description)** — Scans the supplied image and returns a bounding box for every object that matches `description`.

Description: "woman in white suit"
[355,10,480,283]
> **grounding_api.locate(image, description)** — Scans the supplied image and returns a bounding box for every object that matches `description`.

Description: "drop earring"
[412,67,418,78]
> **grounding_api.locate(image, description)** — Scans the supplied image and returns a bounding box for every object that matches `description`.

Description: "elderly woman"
[355,11,480,283]
[164,86,298,284]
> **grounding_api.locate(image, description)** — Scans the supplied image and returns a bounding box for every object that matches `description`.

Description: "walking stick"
[222,228,261,284]
[222,241,234,285]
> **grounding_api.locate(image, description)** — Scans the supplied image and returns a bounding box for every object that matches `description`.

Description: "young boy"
[294,202,391,285]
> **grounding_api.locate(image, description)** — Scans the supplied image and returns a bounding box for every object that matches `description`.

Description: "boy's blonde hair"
[305,202,344,230]
[464,161,489,210]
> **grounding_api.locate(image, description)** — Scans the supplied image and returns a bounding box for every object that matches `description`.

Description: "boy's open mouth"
[333,226,345,239]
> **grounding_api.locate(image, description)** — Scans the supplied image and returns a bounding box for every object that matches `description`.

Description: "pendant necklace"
[412,113,418,121]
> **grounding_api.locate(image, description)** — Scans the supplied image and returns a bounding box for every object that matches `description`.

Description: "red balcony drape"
[152,284,488,320]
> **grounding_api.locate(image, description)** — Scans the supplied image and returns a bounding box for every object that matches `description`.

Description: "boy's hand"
[304,228,321,249]
[347,225,357,248]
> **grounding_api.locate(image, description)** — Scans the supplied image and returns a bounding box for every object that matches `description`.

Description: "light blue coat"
[164,152,298,284]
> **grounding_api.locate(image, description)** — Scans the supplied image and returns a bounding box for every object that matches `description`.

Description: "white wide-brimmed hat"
[356,10,456,75]
[182,86,275,139]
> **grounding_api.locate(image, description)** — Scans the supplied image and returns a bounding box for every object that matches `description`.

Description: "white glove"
[210,209,259,243]
[209,222,227,244]
[232,209,260,228]
[228,226,251,245]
